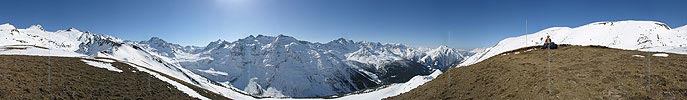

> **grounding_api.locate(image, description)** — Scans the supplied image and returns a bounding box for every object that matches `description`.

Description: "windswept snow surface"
[336,70,443,100]
[652,53,669,57]
[664,47,687,54]
[94,58,116,62]
[462,20,687,66]
[259,70,442,100]
[197,68,229,76]
[0,45,85,57]
[81,59,123,72]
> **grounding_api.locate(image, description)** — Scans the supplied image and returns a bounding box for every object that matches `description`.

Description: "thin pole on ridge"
[447,31,451,71]
[47,31,52,98]
[446,31,451,50]
[645,55,652,96]
[546,45,552,97]
[148,70,151,96]
[447,31,452,89]
[525,19,528,47]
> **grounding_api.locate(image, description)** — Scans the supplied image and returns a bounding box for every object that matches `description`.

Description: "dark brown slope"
[0,55,229,100]
[386,46,687,100]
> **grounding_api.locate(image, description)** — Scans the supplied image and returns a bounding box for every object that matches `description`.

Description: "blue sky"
[1,0,686,49]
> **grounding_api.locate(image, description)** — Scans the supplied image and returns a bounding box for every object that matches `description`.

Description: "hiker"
[542,36,558,49]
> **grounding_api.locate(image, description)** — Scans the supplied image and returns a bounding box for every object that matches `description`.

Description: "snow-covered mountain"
[0,22,469,99]
[461,20,687,66]
[139,34,470,97]
[419,45,465,71]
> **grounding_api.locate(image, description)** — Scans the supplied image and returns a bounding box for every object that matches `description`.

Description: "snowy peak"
[0,23,109,52]
[141,37,183,48]
[0,23,16,30]
[66,27,80,32]
[419,45,464,71]
[207,39,226,46]
[273,34,301,45]
[425,46,457,57]
[260,34,301,45]
[28,24,45,31]
[328,38,355,45]
[563,20,683,49]
[579,20,672,31]
[245,35,256,39]
[138,37,190,57]
[201,39,228,52]
[433,45,451,52]
[146,37,167,43]
[140,37,180,48]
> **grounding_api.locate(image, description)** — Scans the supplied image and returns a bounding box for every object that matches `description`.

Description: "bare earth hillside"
[387,46,687,100]
[0,55,229,100]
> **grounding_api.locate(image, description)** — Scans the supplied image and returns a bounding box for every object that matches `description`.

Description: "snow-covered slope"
[0,24,254,100]
[335,70,442,100]
[140,35,470,97]
[259,70,444,100]
[461,20,687,66]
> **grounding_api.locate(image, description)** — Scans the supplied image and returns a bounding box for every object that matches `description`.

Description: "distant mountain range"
[138,34,471,97]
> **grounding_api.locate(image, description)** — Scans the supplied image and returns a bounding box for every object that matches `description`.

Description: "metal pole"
[47,32,52,98]
[645,56,651,95]
[547,46,552,96]
[448,31,451,87]
[148,74,151,96]
[447,31,459,99]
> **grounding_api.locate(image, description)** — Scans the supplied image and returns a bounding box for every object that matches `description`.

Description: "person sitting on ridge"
[542,35,558,49]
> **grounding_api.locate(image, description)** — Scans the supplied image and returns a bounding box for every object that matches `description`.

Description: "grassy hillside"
[386,46,687,100]
[0,55,230,100]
